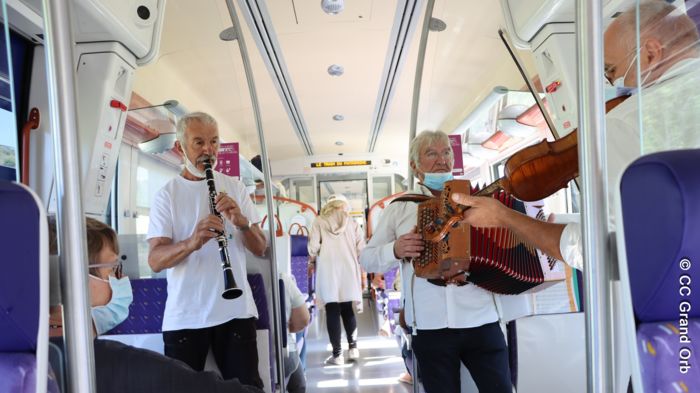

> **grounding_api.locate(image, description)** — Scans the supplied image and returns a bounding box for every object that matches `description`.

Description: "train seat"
[290,234,310,296]
[617,149,700,392]
[0,181,58,392]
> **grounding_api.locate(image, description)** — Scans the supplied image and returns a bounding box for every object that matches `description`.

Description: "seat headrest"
[290,234,308,257]
[620,149,700,322]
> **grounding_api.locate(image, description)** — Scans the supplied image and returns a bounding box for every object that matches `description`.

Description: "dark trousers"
[163,317,263,389]
[412,322,512,393]
[325,301,357,357]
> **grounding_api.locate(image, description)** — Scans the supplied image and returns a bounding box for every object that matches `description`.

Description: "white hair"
[176,111,218,143]
[409,130,454,168]
[616,2,699,54]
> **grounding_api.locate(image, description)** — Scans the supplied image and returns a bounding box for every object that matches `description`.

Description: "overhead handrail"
[20,108,40,185]
[256,195,318,216]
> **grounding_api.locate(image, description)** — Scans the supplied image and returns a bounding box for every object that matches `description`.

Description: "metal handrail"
[41,0,96,391]
[224,1,285,390]
[576,0,613,391]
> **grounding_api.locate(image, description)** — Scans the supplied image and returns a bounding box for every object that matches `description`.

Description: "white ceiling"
[131,0,538,168]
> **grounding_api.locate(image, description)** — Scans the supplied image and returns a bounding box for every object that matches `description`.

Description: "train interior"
[1,0,699,392]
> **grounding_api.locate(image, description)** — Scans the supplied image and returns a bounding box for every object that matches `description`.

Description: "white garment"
[307,210,365,304]
[280,272,305,353]
[147,171,261,331]
[558,58,700,269]
[360,185,499,330]
[555,57,700,393]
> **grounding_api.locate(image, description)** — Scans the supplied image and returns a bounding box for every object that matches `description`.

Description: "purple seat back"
[290,234,308,257]
[291,256,309,294]
[290,234,310,294]
[108,278,167,334]
[620,150,700,322]
[0,181,41,352]
[109,275,270,333]
[248,274,270,330]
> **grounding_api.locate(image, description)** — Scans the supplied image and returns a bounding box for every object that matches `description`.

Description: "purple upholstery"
[0,182,40,352]
[108,278,167,334]
[0,353,37,393]
[108,275,270,333]
[248,274,270,330]
[290,235,308,257]
[637,319,700,391]
[384,267,398,291]
[291,256,309,294]
[620,150,700,322]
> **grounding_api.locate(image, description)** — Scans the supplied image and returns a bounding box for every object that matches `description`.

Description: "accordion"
[411,180,564,295]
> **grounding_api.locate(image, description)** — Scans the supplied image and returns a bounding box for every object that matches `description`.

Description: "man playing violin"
[453,1,700,271]
[147,112,266,388]
[360,130,512,393]
[452,3,700,392]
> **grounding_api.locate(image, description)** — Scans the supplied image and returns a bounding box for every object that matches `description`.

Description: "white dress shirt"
[360,185,499,330]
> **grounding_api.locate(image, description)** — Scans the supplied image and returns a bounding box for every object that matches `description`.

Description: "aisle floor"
[302,299,415,393]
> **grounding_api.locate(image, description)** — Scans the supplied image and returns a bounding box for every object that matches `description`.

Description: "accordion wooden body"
[414,180,564,295]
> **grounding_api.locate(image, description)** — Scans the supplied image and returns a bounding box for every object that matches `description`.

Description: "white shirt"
[147,171,261,331]
[280,272,305,352]
[559,58,700,270]
[360,185,499,330]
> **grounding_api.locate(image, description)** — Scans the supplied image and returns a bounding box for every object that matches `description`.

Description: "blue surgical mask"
[423,172,454,191]
[91,275,133,335]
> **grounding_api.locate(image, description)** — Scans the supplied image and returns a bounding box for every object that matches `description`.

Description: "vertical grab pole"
[576,0,613,392]
[407,0,435,190]
[408,3,434,392]
[41,0,97,392]
[223,1,285,390]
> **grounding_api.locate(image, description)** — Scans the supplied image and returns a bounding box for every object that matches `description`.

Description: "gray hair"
[409,130,454,168]
[176,111,218,143]
[616,2,699,54]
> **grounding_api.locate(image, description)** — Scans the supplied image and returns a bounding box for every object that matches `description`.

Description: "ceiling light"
[429,17,447,32]
[327,64,344,76]
[335,141,344,146]
[333,114,344,121]
[321,0,344,15]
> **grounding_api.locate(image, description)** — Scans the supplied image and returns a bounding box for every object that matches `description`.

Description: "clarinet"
[203,157,243,300]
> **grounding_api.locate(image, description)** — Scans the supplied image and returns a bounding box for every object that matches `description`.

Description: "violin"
[423,95,631,243]
[476,94,631,202]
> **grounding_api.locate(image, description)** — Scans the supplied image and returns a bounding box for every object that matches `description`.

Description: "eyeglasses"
[88,261,123,279]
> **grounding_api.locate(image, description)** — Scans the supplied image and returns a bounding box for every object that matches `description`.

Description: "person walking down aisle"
[307,194,366,365]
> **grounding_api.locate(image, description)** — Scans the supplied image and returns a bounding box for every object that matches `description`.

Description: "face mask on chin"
[422,172,454,191]
[182,151,216,179]
[90,275,133,335]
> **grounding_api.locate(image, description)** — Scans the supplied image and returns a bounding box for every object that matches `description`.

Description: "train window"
[370,175,392,204]
[0,21,18,182]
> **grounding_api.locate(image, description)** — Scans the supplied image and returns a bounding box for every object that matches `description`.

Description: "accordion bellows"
[414,180,557,295]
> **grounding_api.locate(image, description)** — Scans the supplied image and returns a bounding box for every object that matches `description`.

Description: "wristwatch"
[237,218,252,231]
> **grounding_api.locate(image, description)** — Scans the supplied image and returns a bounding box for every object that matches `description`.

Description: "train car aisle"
[303,298,415,393]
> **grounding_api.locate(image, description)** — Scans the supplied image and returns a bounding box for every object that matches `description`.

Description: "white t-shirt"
[147,171,261,331]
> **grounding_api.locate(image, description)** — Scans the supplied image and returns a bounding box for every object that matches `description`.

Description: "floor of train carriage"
[303,298,416,393]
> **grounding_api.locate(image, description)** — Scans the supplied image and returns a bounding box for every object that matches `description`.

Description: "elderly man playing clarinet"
[147,111,267,388]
